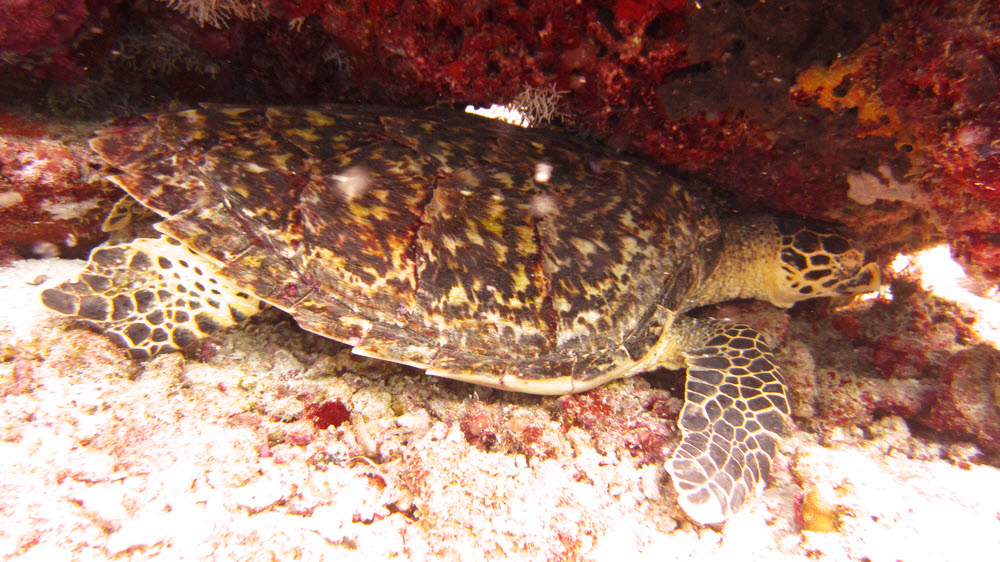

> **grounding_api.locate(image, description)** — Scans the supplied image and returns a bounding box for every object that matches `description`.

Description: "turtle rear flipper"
[666,322,789,525]
[41,236,261,361]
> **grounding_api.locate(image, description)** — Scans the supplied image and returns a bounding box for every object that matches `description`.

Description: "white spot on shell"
[243,162,270,174]
[529,193,558,217]
[534,162,553,183]
[332,166,372,201]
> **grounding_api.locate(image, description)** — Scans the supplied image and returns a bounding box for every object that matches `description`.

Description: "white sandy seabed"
[1,257,999,561]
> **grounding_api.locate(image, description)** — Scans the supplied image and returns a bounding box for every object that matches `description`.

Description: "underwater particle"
[529,193,559,217]
[534,162,553,183]
[331,166,372,201]
[288,16,306,32]
[31,241,60,258]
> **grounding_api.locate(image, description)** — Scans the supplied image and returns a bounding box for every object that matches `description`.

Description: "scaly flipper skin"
[665,321,789,525]
[41,237,261,360]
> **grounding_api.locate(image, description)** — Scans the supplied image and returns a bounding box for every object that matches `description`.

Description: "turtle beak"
[834,261,882,295]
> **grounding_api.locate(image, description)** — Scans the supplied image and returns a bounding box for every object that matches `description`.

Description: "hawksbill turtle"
[41,104,880,524]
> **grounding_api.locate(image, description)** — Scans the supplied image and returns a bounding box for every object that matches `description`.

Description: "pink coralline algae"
[803,276,1000,456]
[0,0,88,56]
[925,347,1000,454]
[264,0,690,113]
[0,110,118,257]
[0,0,92,80]
[304,400,351,430]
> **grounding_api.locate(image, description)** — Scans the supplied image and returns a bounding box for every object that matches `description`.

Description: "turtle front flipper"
[665,322,789,525]
[41,236,261,361]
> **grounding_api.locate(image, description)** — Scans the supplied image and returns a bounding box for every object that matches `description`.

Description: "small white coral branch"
[160,0,268,29]
[510,85,569,127]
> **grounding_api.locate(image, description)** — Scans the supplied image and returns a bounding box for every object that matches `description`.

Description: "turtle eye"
[780,248,808,270]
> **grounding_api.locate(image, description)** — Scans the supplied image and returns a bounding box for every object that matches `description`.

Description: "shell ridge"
[266,122,319,268]
[197,169,272,257]
[406,175,439,334]
[530,208,557,342]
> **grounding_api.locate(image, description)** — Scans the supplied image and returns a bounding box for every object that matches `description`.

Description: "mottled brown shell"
[91,104,719,391]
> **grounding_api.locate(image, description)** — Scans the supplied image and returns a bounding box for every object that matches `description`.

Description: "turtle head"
[687,216,881,311]
[764,220,881,308]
